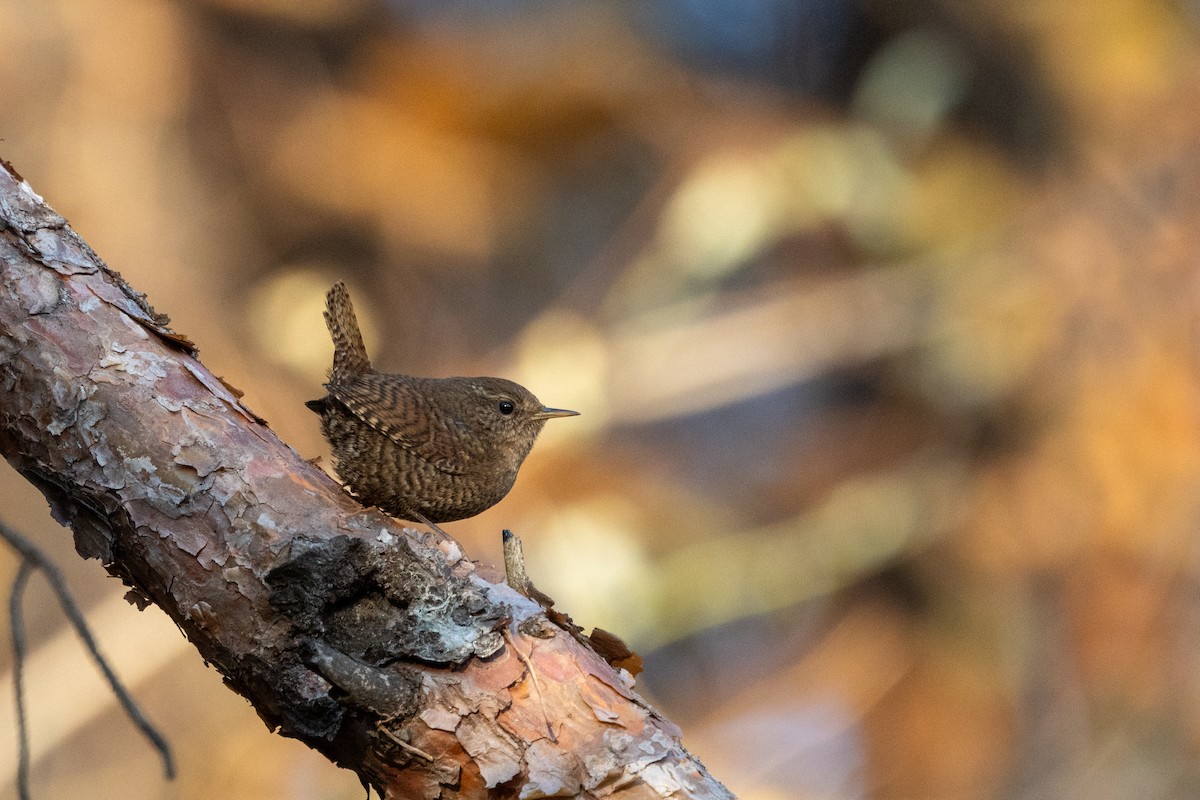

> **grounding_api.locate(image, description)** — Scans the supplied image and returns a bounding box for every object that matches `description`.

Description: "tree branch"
[0,160,732,799]
[1,518,175,797]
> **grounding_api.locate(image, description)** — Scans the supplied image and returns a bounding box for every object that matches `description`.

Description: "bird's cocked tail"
[324,281,372,385]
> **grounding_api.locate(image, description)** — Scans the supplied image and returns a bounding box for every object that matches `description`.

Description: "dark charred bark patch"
[266,534,507,666]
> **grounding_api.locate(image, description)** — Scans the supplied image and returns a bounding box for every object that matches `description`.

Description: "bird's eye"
[498,400,515,415]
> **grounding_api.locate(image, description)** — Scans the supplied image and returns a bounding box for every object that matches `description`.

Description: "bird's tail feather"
[325,281,372,385]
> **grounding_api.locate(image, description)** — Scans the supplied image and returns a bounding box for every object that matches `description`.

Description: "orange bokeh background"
[4,1,1200,798]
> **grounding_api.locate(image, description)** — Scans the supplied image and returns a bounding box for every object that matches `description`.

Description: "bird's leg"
[412,511,452,542]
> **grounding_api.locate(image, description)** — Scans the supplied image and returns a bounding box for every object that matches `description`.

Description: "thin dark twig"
[10,558,34,800]
[0,521,176,780]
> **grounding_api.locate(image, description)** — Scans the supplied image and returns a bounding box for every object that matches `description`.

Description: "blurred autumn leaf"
[3,1,1200,799]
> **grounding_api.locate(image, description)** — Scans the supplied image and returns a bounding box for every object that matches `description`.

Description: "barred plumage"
[306,282,577,523]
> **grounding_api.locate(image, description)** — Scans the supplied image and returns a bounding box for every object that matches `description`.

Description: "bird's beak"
[533,407,580,420]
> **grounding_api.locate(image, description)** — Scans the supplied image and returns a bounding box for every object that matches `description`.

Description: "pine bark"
[0,160,733,799]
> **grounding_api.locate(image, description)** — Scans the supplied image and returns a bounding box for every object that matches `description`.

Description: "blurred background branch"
[3,0,1200,798]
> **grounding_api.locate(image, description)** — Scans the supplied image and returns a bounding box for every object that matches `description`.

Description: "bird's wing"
[327,375,469,475]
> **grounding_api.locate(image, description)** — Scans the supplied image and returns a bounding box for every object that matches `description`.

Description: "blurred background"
[3,0,1200,797]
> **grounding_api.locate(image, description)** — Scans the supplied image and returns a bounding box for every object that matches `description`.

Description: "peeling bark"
[0,161,733,799]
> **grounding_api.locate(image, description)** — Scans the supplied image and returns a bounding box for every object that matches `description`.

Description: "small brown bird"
[306,282,578,524]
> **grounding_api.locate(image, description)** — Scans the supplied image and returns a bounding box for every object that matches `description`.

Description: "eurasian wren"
[306,281,578,523]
